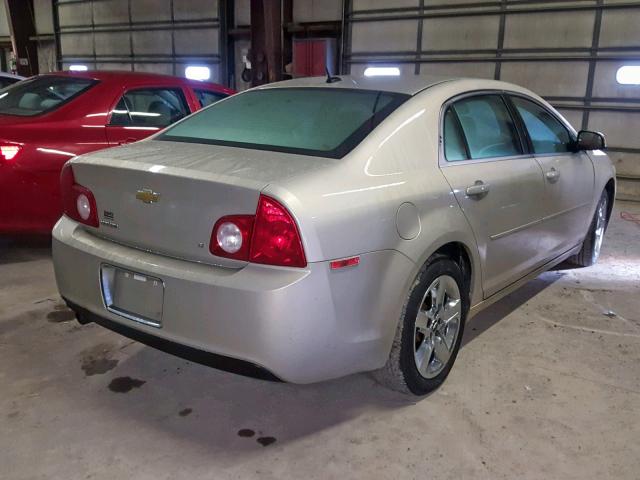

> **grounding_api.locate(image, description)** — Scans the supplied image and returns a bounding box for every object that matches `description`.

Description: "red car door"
[105,85,194,146]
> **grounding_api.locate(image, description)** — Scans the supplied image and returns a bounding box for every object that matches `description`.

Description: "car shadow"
[0,235,52,264]
[462,270,565,347]
[78,270,566,454]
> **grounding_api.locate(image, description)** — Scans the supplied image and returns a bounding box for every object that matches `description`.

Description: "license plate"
[100,264,164,328]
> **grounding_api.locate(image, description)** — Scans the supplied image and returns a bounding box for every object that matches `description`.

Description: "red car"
[0,71,234,235]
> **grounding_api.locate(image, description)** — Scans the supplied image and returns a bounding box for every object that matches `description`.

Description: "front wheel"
[572,191,609,267]
[373,254,468,395]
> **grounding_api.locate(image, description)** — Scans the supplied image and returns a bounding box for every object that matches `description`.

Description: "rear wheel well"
[604,178,615,223]
[433,242,473,297]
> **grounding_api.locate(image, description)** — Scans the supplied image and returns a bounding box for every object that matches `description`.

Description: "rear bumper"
[52,217,413,383]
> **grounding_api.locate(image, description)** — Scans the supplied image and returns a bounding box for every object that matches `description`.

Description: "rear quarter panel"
[266,88,483,308]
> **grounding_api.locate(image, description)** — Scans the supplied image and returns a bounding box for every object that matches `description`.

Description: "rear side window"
[159,88,409,159]
[452,95,522,160]
[0,76,96,116]
[510,96,573,154]
[443,108,469,161]
[110,88,189,128]
[0,77,20,90]
[195,89,227,107]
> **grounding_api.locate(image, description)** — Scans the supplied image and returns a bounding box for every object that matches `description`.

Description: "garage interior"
[1,0,639,478]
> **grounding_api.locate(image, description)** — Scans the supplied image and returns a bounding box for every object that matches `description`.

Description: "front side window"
[511,96,573,154]
[0,76,96,116]
[109,88,189,128]
[452,95,522,160]
[159,88,409,158]
[195,89,227,108]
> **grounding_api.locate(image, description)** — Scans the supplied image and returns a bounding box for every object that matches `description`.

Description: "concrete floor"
[1,202,639,480]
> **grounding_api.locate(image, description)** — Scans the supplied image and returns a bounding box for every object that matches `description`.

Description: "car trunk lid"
[70,140,333,268]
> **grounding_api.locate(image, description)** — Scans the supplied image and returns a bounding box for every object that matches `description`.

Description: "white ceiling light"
[364,67,401,77]
[185,66,211,81]
[69,65,88,72]
[616,66,640,85]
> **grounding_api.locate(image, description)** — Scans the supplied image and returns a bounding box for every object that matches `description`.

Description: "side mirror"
[576,130,606,151]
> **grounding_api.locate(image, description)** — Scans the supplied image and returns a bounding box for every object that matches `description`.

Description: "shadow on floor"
[462,270,565,347]
[0,236,52,264]
[71,269,567,453]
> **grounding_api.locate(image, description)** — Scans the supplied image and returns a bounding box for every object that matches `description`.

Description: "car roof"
[256,74,528,97]
[0,71,24,80]
[38,70,233,92]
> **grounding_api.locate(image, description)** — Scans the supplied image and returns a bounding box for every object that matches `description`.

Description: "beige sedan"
[52,75,615,395]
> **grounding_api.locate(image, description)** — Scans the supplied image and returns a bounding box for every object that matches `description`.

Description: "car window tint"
[453,95,522,159]
[443,108,468,161]
[159,88,409,159]
[109,88,189,128]
[511,96,572,154]
[0,76,96,116]
[195,89,227,107]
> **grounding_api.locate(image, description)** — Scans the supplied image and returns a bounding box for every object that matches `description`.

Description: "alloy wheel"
[413,275,462,379]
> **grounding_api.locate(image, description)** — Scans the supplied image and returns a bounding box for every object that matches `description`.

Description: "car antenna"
[325,67,341,84]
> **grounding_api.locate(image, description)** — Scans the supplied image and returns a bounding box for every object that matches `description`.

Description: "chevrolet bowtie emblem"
[136,189,160,204]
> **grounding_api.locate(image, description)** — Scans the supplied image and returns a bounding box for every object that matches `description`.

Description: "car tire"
[571,191,609,268]
[373,254,468,395]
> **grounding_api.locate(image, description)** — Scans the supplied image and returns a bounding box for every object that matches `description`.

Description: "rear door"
[105,86,191,146]
[439,93,547,298]
[508,95,595,256]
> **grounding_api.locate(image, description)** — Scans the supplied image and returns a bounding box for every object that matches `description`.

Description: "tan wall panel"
[58,2,92,27]
[352,20,418,52]
[174,0,219,21]
[93,0,129,25]
[599,9,640,48]
[60,33,94,56]
[504,11,595,49]
[353,0,418,9]
[134,63,174,76]
[131,0,172,23]
[174,29,219,55]
[421,62,495,79]
[294,0,342,22]
[589,111,640,149]
[501,61,589,97]
[94,32,131,56]
[132,30,173,56]
[422,15,500,51]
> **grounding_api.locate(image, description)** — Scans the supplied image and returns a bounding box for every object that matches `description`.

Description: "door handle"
[545,167,560,182]
[466,182,490,198]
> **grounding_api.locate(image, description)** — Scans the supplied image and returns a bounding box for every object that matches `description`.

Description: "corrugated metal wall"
[343,0,640,200]
[54,0,222,81]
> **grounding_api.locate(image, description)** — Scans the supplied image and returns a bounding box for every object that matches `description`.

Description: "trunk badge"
[136,189,160,204]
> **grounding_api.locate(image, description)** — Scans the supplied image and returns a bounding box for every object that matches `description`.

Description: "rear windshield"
[0,76,97,117]
[159,87,409,158]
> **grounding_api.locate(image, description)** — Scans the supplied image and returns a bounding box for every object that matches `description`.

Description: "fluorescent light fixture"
[616,66,640,85]
[185,66,211,81]
[69,65,88,72]
[364,67,400,77]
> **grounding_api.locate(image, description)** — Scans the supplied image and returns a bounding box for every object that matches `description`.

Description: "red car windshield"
[0,76,97,117]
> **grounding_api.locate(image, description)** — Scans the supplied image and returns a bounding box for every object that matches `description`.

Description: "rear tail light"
[60,163,99,227]
[0,143,21,162]
[210,194,307,268]
[210,215,254,260]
